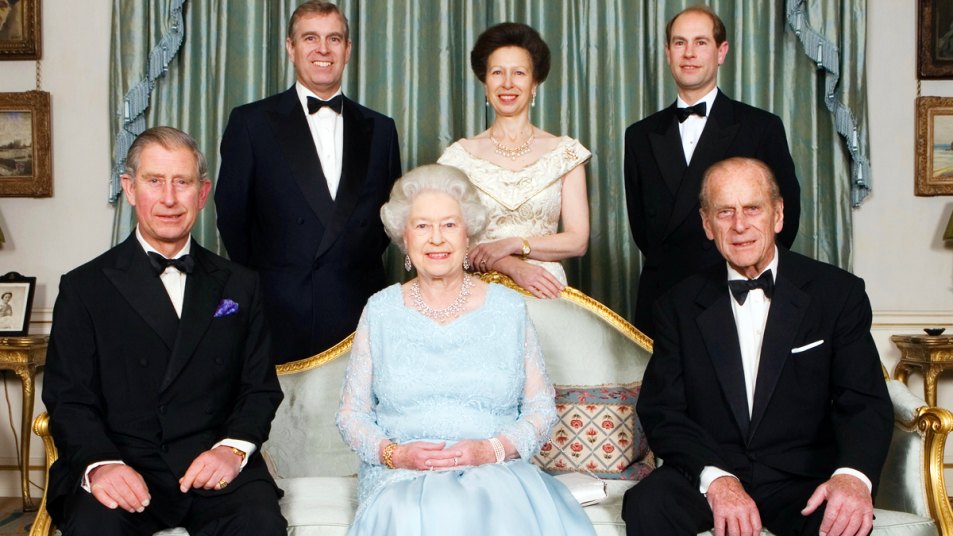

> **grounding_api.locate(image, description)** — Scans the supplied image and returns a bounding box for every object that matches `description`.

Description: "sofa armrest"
[29,411,56,536]
[878,380,953,535]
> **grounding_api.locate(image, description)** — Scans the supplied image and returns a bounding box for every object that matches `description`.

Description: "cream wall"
[0,0,950,499]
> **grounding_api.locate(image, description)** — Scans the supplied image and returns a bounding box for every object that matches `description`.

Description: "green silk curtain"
[109,0,866,325]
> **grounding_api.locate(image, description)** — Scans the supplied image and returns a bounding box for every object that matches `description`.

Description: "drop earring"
[531,92,536,107]
[404,254,412,272]
[463,253,471,271]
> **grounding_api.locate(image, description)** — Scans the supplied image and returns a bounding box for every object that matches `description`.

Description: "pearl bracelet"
[488,437,505,464]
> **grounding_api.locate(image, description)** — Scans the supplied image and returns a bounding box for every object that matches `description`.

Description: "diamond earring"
[404,254,412,272]
[463,254,471,271]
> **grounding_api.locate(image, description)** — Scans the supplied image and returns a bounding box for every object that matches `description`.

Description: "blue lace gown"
[336,283,595,535]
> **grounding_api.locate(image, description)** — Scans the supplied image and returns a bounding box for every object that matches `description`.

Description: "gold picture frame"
[0,90,51,197]
[916,97,953,196]
[0,0,41,60]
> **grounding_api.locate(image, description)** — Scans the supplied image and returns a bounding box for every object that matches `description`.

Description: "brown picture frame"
[0,272,36,336]
[0,0,41,60]
[0,90,51,197]
[916,97,953,196]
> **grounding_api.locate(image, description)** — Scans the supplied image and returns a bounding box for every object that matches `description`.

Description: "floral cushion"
[532,383,655,480]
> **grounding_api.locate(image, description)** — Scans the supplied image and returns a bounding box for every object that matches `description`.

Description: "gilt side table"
[892,333,953,408]
[0,334,48,511]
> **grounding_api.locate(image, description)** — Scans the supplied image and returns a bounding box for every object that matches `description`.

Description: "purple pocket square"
[214,299,239,318]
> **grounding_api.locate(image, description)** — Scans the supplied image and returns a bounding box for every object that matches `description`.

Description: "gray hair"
[700,157,780,211]
[381,164,487,251]
[124,126,208,181]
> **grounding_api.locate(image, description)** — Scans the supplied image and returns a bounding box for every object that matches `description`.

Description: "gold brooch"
[563,147,577,161]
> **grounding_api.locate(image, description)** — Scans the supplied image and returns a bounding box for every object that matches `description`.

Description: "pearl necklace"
[411,275,473,323]
[490,131,534,160]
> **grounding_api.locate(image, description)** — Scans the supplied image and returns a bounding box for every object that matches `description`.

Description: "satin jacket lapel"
[665,92,741,241]
[315,97,373,259]
[748,252,810,439]
[104,236,179,351]
[696,271,751,440]
[161,245,227,392]
[648,104,687,196]
[267,87,333,228]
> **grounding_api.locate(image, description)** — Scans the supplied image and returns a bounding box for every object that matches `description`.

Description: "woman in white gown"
[336,165,594,536]
[438,22,591,299]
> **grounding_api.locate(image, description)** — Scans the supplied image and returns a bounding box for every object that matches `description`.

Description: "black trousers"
[60,480,286,536]
[621,465,835,536]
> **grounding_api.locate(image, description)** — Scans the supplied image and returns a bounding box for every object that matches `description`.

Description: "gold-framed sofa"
[28,276,953,535]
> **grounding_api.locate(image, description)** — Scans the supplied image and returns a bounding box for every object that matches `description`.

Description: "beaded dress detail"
[438,137,591,284]
[336,283,595,535]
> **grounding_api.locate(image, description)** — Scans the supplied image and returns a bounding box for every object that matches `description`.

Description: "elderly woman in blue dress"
[336,164,594,535]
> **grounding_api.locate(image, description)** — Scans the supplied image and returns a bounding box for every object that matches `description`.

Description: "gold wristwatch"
[519,237,531,258]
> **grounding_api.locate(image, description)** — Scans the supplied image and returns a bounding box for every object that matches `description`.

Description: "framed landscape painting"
[916,97,953,195]
[0,91,51,197]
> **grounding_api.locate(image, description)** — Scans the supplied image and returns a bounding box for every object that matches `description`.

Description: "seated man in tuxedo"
[42,127,286,536]
[623,157,892,536]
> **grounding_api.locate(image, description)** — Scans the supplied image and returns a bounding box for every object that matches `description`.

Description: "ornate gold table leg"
[925,365,944,408]
[13,363,36,511]
[894,362,912,385]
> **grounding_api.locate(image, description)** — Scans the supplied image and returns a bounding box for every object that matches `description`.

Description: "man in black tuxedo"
[216,0,401,364]
[622,157,891,536]
[624,5,800,339]
[43,127,285,536]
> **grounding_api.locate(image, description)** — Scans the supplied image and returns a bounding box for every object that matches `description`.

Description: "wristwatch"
[520,237,531,258]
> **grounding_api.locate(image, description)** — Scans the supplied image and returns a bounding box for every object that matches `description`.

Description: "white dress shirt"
[698,247,871,495]
[296,81,344,199]
[82,229,254,492]
[677,86,719,164]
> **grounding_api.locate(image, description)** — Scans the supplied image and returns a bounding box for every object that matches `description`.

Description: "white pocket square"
[791,340,824,353]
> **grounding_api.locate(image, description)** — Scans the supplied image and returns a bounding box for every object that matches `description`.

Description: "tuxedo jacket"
[42,236,283,526]
[624,90,800,338]
[216,87,401,363]
[636,248,892,492]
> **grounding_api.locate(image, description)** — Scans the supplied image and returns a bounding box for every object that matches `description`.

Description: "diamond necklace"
[411,274,473,323]
[490,130,535,160]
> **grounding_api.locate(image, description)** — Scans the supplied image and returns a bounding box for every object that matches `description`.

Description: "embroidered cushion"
[532,383,655,480]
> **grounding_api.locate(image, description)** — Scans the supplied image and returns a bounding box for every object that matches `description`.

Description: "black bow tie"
[307,95,343,114]
[727,270,774,305]
[675,102,707,123]
[148,252,194,276]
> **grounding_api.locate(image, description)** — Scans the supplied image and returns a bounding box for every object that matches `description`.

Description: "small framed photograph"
[0,272,36,336]
[916,97,953,196]
[0,0,41,60]
[0,90,51,197]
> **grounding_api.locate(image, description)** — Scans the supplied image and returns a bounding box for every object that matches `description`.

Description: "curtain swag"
[108,0,188,203]
[785,0,871,207]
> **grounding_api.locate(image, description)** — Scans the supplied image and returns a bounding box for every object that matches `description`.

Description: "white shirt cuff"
[82,460,124,492]
[699,466,738,494]
[213,438,257,470]
[832,467,873,492]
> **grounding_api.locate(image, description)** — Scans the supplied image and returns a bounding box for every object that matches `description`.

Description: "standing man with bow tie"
[622,157,891,536]
[216,0,401,363]
[624,5,800,339]
[43,127,286,535]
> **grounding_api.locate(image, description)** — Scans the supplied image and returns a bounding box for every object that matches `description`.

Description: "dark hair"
[1,292,11,300]
[470,22,551,84]
[124,126,208,181]
[666,5,727,46]
[700,157,780,210]
[288,0,349,42]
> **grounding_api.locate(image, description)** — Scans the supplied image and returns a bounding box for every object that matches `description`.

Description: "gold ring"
[217,479,229,489]
[453,457,458,466]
